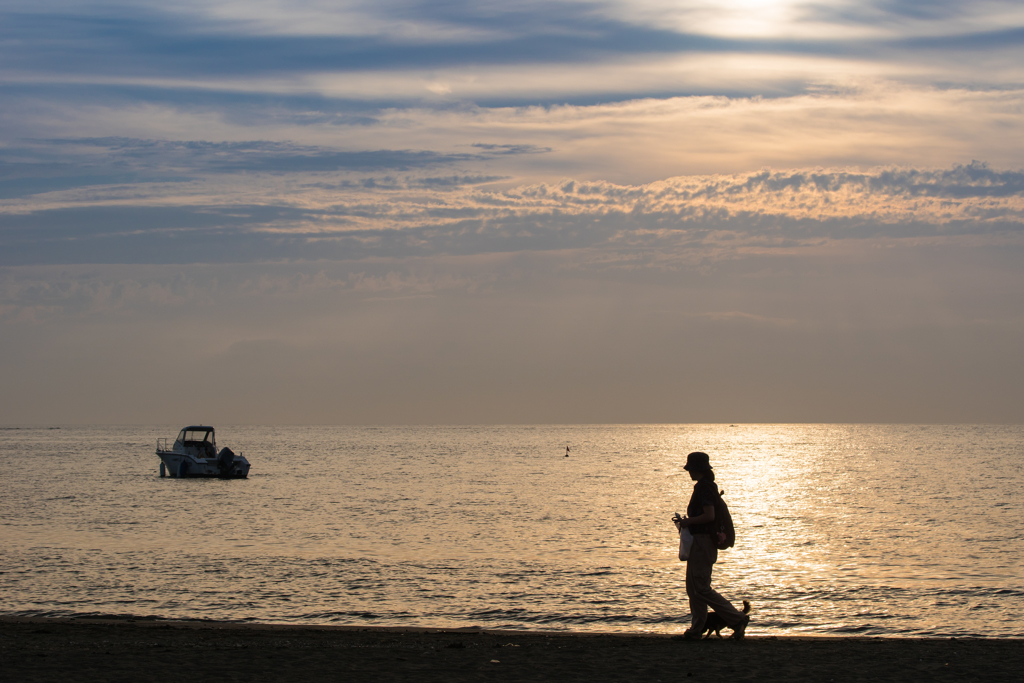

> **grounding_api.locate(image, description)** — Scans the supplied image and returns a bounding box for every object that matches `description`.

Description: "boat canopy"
[176,426,216,445]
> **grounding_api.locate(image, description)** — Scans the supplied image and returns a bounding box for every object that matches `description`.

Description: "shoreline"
[4,617,1022,682]
[3,614,1017,639]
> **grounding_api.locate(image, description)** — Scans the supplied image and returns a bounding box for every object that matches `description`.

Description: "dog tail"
[741,600,751,614]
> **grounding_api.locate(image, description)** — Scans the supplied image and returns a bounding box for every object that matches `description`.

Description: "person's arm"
[680,505,715,527]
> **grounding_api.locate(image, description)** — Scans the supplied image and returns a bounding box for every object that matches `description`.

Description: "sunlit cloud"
[5,82,1024,189]
[3,153,1023,267]
[4,1,1022,93]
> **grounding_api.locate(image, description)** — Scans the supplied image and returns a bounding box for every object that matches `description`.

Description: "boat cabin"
[176,426,217,459]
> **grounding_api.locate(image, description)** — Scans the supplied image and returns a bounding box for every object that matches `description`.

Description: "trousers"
[685,533,745,631]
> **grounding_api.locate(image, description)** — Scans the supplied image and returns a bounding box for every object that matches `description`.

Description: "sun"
[694,0,805,38]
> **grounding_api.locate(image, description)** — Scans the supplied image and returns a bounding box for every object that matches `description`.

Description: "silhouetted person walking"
[674,451,749,640]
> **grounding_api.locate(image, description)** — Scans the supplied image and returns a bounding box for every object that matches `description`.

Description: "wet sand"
[3,617,1021,682]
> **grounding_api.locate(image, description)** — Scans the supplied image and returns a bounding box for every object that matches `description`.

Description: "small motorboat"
[156,425,251,478]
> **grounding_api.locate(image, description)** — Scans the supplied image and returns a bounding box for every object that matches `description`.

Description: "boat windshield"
[176,428,215,445]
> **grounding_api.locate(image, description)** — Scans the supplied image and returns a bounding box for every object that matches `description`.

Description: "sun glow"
[600,0,870,40]
[697,0,804,37]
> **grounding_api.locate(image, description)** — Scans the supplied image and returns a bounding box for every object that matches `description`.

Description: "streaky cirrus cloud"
[5,81,1022,191]
[2,1,1022,105]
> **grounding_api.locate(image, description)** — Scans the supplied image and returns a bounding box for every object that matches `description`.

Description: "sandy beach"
[3,617,1021,682]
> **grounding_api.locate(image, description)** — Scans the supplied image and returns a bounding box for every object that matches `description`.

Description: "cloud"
[7,79,1023,193]
[804,0,1022,31]
[3,1,1022,105]
[0,5,773,80]
[3,163,1023,265]
[30,137,484,171]
[471,143,552,155]
[0,137,548,200]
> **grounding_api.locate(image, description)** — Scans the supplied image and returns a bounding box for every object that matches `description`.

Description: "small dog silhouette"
[701,600,751,639]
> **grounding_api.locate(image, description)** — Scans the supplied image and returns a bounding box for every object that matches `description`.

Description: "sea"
[1,424,1022,637]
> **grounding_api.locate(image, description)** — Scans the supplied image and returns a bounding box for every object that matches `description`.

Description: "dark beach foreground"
[3,617,1021,682]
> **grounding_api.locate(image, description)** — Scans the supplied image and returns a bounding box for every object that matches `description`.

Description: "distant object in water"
[156,425,250,478]
[566,445,570,457]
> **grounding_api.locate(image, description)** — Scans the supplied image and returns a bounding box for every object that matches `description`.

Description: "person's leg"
[685,534,713,633]
[687,535,745,627]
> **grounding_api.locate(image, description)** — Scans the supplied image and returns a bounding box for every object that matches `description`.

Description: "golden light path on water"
[1,424,1021,636]
[646,424,1023,634]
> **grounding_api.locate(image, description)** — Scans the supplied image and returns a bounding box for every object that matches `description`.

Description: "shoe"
[672,630,703,641]
[731,615,749,640]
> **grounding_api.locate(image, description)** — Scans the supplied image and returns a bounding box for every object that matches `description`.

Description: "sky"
[2,0,1023,425]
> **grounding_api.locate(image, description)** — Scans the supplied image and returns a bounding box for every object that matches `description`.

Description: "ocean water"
[1,424,1022,637]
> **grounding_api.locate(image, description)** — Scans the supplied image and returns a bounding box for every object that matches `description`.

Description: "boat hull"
[157,451,251,478]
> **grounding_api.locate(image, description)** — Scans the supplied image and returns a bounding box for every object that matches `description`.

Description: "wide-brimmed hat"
[683,451,712,471]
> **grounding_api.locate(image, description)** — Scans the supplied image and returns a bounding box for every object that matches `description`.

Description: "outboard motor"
[217,447,235,476]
